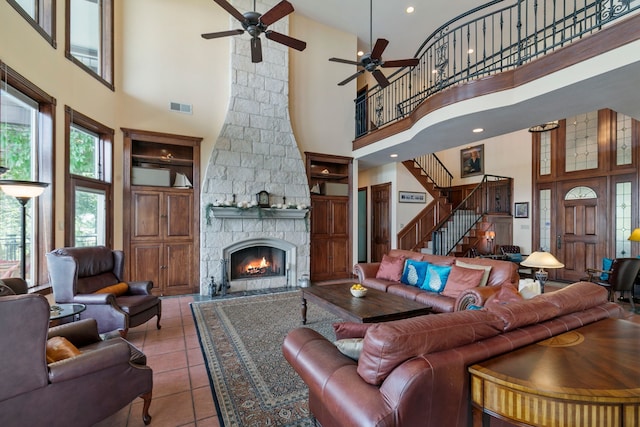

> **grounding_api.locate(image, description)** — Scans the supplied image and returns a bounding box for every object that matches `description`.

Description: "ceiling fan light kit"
[202,0,307,63]
[329,0,419,88]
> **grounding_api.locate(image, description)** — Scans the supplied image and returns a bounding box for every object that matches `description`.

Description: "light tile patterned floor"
[95,295,221,427]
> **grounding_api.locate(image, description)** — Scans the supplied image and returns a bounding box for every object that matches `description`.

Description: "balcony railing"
[355,0,640,138]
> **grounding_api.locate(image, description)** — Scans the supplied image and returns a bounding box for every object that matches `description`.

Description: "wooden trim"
[354,12,640,150]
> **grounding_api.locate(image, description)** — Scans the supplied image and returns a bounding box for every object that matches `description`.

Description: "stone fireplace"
[200,0,310,294]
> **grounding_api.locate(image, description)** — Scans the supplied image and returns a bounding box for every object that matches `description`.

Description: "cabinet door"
[329,198,349,236]
[310,198,331,236]
[310,239,330,279]
[165,243,194,294]
[132,191,162,240]
[130,243,163,293]
[165,192,193,239]
[330,238,351,277]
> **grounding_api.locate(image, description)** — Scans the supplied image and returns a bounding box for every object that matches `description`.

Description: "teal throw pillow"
[600,257,613,281]
[505,252,523,263]
[401,260,429,287]
[421,264,452,293]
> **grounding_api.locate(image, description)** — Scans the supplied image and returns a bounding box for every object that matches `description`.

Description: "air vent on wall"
[169,102,193,114]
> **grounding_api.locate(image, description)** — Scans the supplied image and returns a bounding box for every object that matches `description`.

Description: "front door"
[371,182,391,262]
[555,178,608,282]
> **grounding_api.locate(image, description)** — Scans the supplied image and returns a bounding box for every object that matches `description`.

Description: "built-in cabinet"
[122,128,201,296]
[305,152,353,281]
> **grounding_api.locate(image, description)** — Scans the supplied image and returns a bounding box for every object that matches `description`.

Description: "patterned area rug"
[191,290,341,427]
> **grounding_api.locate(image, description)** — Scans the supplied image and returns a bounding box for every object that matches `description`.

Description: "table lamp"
[520,251,564,293]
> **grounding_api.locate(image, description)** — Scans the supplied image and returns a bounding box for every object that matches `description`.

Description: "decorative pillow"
[334,338,364,360]
[454,260,492,287]
[94,282,129,296]
[505,252,523,263]
[484,283,525,307]
[441,265,485,298]
[600,258,613,280]
[420,264,452,293]
[333,322,373,340]
[375,254,406,281]
[46,336,81,364]
[400,260,430,287]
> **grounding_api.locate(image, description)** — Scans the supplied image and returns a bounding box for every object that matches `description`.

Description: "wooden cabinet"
[123,128,201,296]
[305,152,353,282]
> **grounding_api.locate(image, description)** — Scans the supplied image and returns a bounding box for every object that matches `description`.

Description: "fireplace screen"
[229,245,286,280]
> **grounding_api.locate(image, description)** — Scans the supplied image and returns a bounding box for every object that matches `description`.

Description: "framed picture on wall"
[514,202,529,218]
[399,191,426,203]
[460,144,484,177]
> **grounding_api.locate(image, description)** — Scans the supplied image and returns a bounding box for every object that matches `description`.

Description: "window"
[65,0,114,89]
[7,0,57,47]
[65,106,113,247]
[0,61,54,287]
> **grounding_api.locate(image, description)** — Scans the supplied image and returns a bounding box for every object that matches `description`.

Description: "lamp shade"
[0,180,48,199]
[628,228,640,242]
[520,251,565,269]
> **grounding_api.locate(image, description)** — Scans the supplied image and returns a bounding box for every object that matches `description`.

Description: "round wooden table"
[469,318,640,427]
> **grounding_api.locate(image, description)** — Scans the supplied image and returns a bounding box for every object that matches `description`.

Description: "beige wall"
[0,0,356,252]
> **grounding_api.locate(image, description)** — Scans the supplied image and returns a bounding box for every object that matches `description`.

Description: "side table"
[469,318,640,427]
[49,303,86,325]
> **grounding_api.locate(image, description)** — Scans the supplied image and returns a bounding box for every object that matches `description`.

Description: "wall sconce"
[0,180,49,280]
[485,230,495,254]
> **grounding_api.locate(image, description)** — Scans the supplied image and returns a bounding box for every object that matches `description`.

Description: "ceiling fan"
[201,0,307,63]
[329,0,419,88]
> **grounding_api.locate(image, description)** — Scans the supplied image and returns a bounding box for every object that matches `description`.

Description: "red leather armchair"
[0,294,153,426]
[46,246,161,336]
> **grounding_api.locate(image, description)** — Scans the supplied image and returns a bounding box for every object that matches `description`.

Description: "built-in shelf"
[209,207,309,219]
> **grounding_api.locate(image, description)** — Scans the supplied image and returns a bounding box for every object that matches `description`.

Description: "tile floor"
[95,295,221,427]
[93,288,640,427]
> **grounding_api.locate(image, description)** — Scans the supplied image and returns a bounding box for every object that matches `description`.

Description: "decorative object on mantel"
[528,120,559,132]
[256,190,270,207]
[205,202,309,225]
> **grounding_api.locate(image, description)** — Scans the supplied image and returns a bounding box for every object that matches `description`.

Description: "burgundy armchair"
[0,294,153,426]
[46,246,161,336]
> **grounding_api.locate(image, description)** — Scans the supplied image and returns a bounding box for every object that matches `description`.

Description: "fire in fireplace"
[230,245,286,280]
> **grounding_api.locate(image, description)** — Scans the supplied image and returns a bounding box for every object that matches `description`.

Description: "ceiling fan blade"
[265,31,307,51]
[337,70,365,86]
[251,37,263,63]
[260,0,294,26]
[329,57,361,66]
[201,29,244,39]
[212,0,246,23]
[381,58,419,68]
[370,38,389,61]
[372,69,390,88]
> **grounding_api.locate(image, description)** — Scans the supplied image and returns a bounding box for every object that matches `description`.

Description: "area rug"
[191,290,341,427]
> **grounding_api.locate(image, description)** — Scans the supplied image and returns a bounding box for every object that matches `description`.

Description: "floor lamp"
[520,251,565,293]
[0,180,49,280]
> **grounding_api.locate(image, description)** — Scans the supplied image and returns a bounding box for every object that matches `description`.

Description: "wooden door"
[555,178,608,282]
[371,183,391,262]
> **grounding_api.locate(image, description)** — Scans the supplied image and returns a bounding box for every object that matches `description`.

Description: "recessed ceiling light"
[432,69,438,74]
[473,128,484,133]
[390,154,398,158]
[468,48,474,54]
[357,50,364,57]
[406,6,415,14]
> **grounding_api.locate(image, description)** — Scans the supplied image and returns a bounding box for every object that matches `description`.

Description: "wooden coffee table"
[301,283,432,324]
[469,318,640,427]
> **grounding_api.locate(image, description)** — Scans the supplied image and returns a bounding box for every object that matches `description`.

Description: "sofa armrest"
[353,262,381,282]
[48,318,101,347]
[455,286,502,310]
[71,293,117,305]
[127,281,153,295]
[48,339,131,383]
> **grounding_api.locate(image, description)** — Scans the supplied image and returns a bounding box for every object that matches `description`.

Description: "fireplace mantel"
[208,206,309,220]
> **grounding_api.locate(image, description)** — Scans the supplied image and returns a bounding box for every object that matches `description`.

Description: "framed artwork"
[399,191,426,203]
[514,202,529,218]
[460,144,484,177]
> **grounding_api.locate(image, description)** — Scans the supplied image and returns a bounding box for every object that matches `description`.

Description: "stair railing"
[413,153,452,191]
[355,0,640,138]
[432,175,512,255]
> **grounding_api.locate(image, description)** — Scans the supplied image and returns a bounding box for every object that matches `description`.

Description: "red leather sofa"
[353,249,519,312]
[283,282,622,427]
